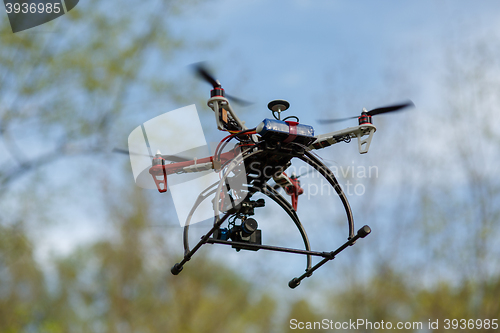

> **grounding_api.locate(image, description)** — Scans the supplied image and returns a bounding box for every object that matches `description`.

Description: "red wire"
[214,130,256,164]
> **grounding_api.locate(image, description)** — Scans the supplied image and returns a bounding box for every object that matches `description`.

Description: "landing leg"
[288,225,371,288]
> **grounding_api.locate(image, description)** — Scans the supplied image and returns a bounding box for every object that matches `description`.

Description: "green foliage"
[0,223,46,332]
[0,0,191,190]
[0,1,280,331]
[317,267,500,333]
[285,299,324,332]
[0,192,278,332]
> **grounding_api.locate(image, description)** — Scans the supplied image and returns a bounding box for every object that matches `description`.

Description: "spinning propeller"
[192,62,253,106]
[318,100,414,124]
[112,148,190,163]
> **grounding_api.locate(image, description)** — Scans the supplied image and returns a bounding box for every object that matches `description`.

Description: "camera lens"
[242,218,258,236]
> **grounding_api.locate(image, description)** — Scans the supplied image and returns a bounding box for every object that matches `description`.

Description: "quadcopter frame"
[170,117,372,288]
[118,65,412,288]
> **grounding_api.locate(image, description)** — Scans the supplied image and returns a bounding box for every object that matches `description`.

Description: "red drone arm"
[148,150,240,193]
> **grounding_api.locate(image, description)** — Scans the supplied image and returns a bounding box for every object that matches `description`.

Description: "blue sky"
[169,0,500,115]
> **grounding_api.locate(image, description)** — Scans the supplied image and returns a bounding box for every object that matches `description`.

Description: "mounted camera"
[213,217,262,251]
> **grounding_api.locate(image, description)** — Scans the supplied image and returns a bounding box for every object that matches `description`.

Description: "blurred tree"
[0,0,189,192]
[321,270,500,332]
[315,30,500,333]
[0,222,48,332]
[0,1,279,332]
[0,191,279,332]
[0,0,188,328]
[285,299,324,332]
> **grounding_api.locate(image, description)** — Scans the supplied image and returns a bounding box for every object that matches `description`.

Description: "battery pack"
[256,119,315,145]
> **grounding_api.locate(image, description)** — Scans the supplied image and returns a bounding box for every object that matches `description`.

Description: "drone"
[117,64,414,288]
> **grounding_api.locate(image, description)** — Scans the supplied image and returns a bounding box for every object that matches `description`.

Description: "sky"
[168,0,500,113]
[161,0,500,191]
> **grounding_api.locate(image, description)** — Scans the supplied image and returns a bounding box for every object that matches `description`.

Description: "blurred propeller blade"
[317,100,414,124]
[192,62,220,88]
[225,93,254,107]
[112,148,152,158]
[112,148,191,163]
[191,62,253,106]
[317,116,358,124]
[367,100,414,116]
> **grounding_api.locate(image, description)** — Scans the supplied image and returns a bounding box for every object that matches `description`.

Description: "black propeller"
[112,148,191,163]
[192,62,253,107]
[318,100,414,124]
[194,63,220,88]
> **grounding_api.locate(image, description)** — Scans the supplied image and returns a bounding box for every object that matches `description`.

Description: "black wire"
[272,112,300,122]
[228,214,237,228]
[283,115,300,122]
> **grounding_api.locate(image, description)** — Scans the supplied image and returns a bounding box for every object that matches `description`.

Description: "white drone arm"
[309,123,376,154]
[207,96,247,131]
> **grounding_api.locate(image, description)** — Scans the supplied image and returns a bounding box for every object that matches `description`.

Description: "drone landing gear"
[288,225,371,288]
[171,210,232,276]
[173,222,371,287]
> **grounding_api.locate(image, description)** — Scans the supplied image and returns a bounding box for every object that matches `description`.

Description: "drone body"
[119,64,414,288]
